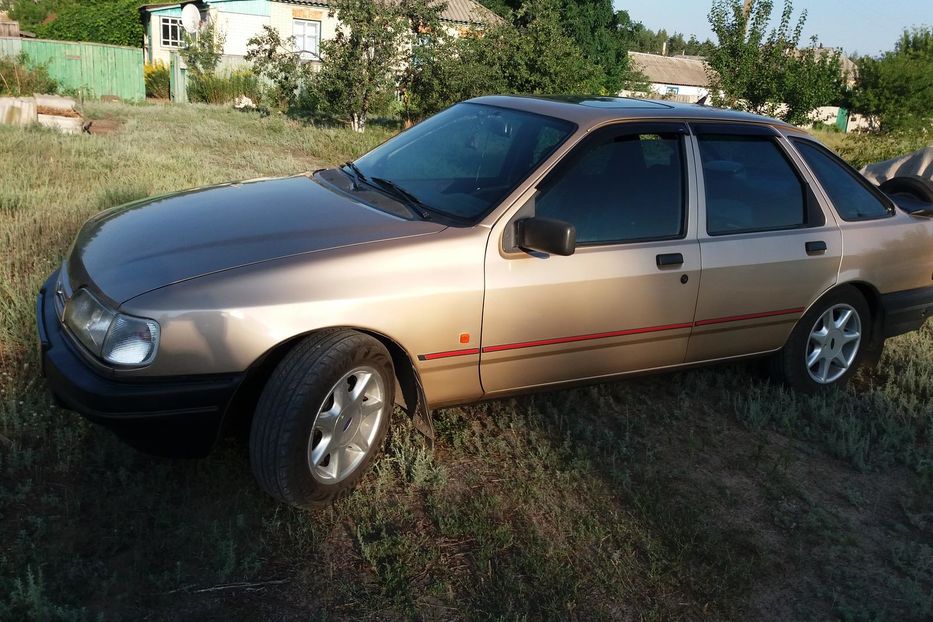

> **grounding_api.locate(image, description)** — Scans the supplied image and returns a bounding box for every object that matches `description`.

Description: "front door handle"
[806,241,827,255]
[656,253,684,267]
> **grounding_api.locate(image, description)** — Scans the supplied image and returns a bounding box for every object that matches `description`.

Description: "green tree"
[246,25,313,110]
[456,0,602,97]
[311,0,408,131]
[6,0,65,34]
[706,0,844,124]
[396,0,456,123]
[12,0,145,47]
[558,0,630,92]
[180,18,226,77]
[849,28,933,132]
[477,0,520,15]
[481,0,634,93]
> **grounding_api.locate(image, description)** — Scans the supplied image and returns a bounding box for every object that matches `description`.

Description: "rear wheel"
[249,330,394,508]
[770,286,871,392]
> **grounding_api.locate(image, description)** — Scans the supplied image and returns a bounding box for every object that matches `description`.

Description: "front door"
[686,123,842,362]
[480,122,701,395]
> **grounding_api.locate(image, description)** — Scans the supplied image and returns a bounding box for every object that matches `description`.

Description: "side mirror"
[515,217,576,256]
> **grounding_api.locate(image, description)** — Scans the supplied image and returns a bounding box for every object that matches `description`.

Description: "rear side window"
[793,140,893,221]
[534,129,686,245]
[697,135,807,235]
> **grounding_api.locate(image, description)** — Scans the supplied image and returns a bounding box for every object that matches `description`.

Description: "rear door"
[686,123,842,362]
[480,122,701,394]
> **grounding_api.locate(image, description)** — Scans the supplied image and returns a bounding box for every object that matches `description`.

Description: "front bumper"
[36,271,245,457]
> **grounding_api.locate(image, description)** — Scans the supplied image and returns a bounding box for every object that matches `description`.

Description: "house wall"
[646,82,708,100]
[147,6,183,66]
[214,10,268,57]
[144,0,481,69]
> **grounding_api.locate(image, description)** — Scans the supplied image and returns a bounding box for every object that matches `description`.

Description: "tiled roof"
[281,0,501,25]
[629,52,711,88]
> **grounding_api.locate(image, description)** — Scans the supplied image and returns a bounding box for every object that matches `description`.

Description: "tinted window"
[794,140,892,221]
[354,103,575,222]
[534,130,686,244]
[698,135,807,235]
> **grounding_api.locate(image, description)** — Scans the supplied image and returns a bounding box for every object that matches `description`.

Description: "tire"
[770,286,871,393]
[879,176,933,203]
[249,329,395,508]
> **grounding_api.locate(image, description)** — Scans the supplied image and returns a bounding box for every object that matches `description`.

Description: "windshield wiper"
[370,177,433,220]
[339,161,369,190]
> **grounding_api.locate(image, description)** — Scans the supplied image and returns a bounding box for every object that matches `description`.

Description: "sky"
[615,0,933,56]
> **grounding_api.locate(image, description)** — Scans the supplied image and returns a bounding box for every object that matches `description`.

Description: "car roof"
[466,95,791,130]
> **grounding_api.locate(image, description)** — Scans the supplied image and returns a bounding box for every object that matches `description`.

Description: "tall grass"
[0,53,59,97]
[813,126,933,169]
[188,69,263,105]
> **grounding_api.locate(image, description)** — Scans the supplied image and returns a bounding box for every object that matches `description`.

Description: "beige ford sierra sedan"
[37,96,933,507]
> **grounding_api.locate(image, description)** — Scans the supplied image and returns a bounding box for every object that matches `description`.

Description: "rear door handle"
[656,253,684,267]
[806,241,827,255]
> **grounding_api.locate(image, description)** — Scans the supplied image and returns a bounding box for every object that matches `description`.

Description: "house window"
[665,86,679,96]
[293,19,321,60]
[161,16,184,48]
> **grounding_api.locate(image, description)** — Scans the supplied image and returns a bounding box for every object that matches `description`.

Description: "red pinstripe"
[417,307,804,360]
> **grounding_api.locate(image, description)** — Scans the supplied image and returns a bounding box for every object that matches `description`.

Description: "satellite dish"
[181,4,201,34]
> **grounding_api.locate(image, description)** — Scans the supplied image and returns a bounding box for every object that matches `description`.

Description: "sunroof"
[543,96,672,109]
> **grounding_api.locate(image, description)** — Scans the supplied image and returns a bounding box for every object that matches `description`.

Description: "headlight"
[63,289,160,366]
[102,314,160,365]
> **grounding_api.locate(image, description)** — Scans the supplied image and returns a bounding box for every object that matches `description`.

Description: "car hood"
[67,175,445,304]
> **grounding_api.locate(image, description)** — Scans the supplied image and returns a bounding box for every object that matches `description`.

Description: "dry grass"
[1,103,931,621]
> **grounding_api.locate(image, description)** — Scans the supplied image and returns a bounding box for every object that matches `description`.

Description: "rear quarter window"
[792,140,893,221]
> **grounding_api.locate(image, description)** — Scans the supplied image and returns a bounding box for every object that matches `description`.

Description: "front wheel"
[249,330,395,508]
[770,286,871,393]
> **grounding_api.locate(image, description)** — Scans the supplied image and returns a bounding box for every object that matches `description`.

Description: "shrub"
[0,53,59,97]
[188,68,263,105]
[180,18,226,77]
[246,25,313,111]
[144,61,170,100]
[33,0,145,48]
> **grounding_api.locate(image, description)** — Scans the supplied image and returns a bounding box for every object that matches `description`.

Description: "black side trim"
[881,285,933,338]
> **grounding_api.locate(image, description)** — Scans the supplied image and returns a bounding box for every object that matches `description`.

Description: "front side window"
[293,19,321,60]
[793,140,893,221]
[161,16,183,48]
[533,128,687,245]
[354,103,576,222]
[698,134,808,235]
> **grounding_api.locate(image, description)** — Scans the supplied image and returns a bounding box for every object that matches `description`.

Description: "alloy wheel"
[307,366,387,483]
[805,304,861,384]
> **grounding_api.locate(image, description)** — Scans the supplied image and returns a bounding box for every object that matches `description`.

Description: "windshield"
[353,103,576,223]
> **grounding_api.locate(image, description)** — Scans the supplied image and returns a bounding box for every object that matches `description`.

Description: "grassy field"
[1,103,932,621]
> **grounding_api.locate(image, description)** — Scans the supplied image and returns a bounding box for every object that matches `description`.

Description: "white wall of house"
[147,8,184,66]
[144,1,481,69]
[214,10,268,57]
[645,82,709,100]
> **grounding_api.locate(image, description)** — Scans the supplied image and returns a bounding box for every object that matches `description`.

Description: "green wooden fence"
[0,37,144,101]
